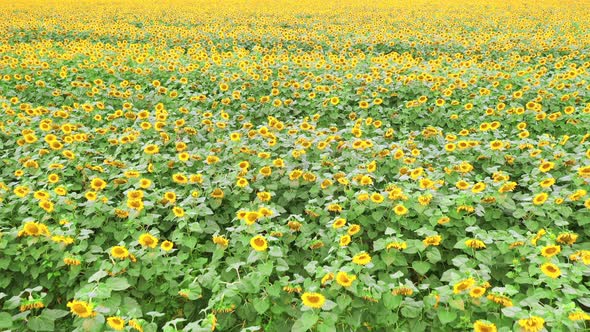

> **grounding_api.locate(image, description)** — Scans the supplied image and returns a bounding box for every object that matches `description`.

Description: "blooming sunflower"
[473,320,497,332]
[111,246,129,259]
[465,239,486,249]
[540,245,561,258]
[347,224,361,235]
[66,300,95,318]
[301,292,325,309]
[211,188,224,199]
[532,192,548,205]
[469,286,486,298]
[352,252,372,265]
[453,278,475,294]
[518,316,545,332]
[393,204,408,216]
[250,235,268,251]
[138,233,158,248]
[336,271,357,287]
[107,316,125,330]
[160,240,173,252]
[143,144,159,154]
[540,262,561,279]
[339,235,351,247]
[332,218,346,229]
[423,235,442,247]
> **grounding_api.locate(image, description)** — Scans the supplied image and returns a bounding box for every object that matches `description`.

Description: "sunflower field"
[0,0,589,331]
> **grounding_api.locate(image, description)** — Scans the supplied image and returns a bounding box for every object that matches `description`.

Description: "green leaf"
[88,270,108,283]
[412,261,430,275]
[336,295,352,310]
[382,293,402,309]
[426,248,441,263]
[437,309,457,324]
[0,312,12,329]
[269,246,283,257]
[122,297,143,316]
[106,277,131,291]
[28,316,54,331]
[291,311,319,332]
[400,305,421,318]
[322,300,336,311]
[41,309,69,320]
[253,298,270,314]
[259,261,274,276]
[501,306,521,317]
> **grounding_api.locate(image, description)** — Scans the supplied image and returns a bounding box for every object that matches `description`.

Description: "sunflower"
[332,218,346,229]
[23,222,42,236]
[245,211,261,225]
[128,319,144,332]
[556,233,578,245]
[336,271,357,287]
[173,206,185,217]
[327,203,342,212]
[578,165,590,178]
[453,278,475,294]
[111,246,129,259]
[469,286,486,298]
[90,178,107,190]
[532,193,548,205]
[301,292,325,309]
[211,188,224,199]
[538,161,554,173]
[138,233,158,248]
[540,262,561,279]
[456,180,471,190]
[337,234,351,247]
[39,200,54,212]
[250,235,268,251]
[321,273,334,285]
[370,193,384,203]
[47,173,59,183]
[352,252,372,265]
[259,166,272,177]
[437,216,450,225]
[161,240,173,251]
[107,316,125,330]
[423,235,442,247]
[539,178,555,188]
[178,152,190,162]
[163,191,176,203]
[213,235,229,247]
[386,241,407,250]
[518,316,545,332]
[392,286,413,296]
[568,311,590,321]
[393,204,408,216]
[540,245,561,258]
[143,144,159,154]
[347,224,361,235]
[257,191,272,202]
[465,239,486,249]
[66,300,95,318]
[473,320,497,332]
[471,182,486,193]
[289,169,303,180]
[258,207,273,217]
